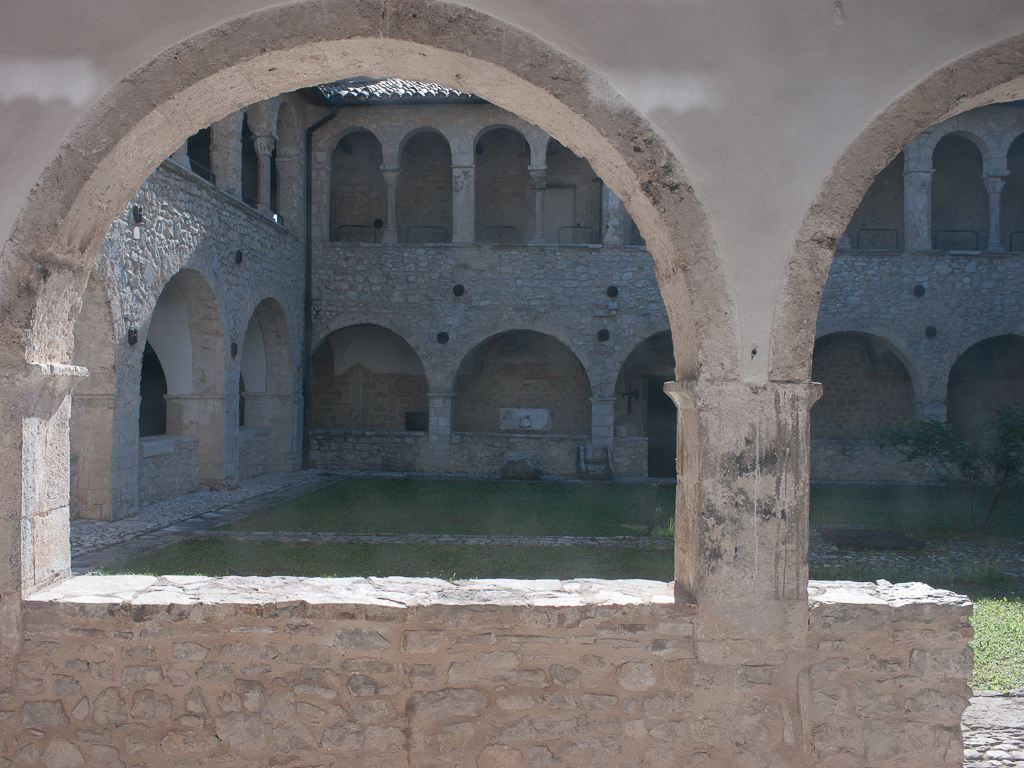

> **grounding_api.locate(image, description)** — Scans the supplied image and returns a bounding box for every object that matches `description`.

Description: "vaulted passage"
[947,335,1024,439]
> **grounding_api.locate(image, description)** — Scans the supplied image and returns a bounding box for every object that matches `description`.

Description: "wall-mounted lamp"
[437,332,450,344]
[231,342,239,357]
[597,328,610,342]
[132,205,144,241]
[235,249,244,264]
[127,328,138,346]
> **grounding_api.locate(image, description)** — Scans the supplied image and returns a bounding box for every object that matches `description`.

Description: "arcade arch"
[397,130,453,243]
[614,331,676,478]
[931,134,989,250]
[474,127,532,243]
[311,324,429,432]
[330,130,387,242]
[947,335,1024,440]
[453,330,592,435]
[810,332,916,440]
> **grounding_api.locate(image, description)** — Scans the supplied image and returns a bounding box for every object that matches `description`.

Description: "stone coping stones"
[819,526,926,550]
[808,579,973,624]
[25,575,685,620]
[28,576,971,618]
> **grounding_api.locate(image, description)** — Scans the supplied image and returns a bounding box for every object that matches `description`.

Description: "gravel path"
[69,472,1023,764]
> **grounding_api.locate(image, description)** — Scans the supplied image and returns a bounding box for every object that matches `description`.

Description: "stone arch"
[773,32,1024,382]
[614,330,676,478]
[810,332,916,440]
[239,297,296,474]
[475,126,533,243]
[397,128,454,243]
[947,334,1024,439]
[2,3,728,602]
[453,329,593,435]
[931,134,989,250]
[70,271,117,520]
[147,268,228,485]
[311,323,429,433]
[330,128,387,242]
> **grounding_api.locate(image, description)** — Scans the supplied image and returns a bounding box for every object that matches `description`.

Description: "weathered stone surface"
[617,662,656,691]
[130,690,172,719]
[410,688,488,719]
[22,700,69,727]
[500,453,542,480]
[40,738,84,768]
[335,628,391,651]
[214,713,266,750]
[478,745,524,768]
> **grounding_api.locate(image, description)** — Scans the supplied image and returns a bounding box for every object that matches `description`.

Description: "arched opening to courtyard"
[543,138,602,245]
[947,334,1024,440]
[1002,133,1024,251]
[238,298,296,477]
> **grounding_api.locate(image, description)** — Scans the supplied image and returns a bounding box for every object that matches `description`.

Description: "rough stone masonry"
[5,576,972,768]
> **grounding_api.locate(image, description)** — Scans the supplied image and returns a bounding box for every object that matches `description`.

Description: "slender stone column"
[903,153,934,251]
[984,173,1008,251]
[601,186,626,246]
[210,111,243,199]
[590,397,617,448]
[253,134,276,216]
[427,392,455,471]
[381,165,401,243]
[451,165,476,243]
[528,165,548,244]
[164,394,228,485]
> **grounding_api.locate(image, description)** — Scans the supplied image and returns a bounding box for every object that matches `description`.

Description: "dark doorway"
[139,342,168,437]
[646,376,676,478]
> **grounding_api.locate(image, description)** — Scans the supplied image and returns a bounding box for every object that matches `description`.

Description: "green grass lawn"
[222,477,675,538]
[104,538,675,581]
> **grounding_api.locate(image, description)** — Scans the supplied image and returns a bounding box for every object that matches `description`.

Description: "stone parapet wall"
[11,576,971,768]
[448,432,586,477]
[138,435,200,504]
[811,439,938,484]
[806,580,973,765]
[237,426,273,480]
[612,436,648,478]
[309,429,428,472]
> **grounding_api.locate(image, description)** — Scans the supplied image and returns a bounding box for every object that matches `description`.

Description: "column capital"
[528,166,548,191]
[984,174,1007,195]
[253,134,276,157]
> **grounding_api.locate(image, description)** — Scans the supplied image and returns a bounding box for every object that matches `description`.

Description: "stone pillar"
[211,111,243,199]
[601,185,626,246]
[381,165,401,243]
[665,378,820,603]
[427,392,455,472]
[171,141,191,170]
[528,165,548,244]
[590,397,616,448]
[253,134,276,216]
[451,165,476,244]
[240,393,295,471]
[70,393,115,520]
[903,149,934,251]
[165,394,228,485]
[984,173,1008,251]
[274,144,302,234]
[915,398,947,421]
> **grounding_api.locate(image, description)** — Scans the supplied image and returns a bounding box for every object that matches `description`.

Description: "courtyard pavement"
[68,471,1024,765]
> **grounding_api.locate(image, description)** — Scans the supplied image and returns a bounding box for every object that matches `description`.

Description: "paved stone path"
[69,471,1023,763]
